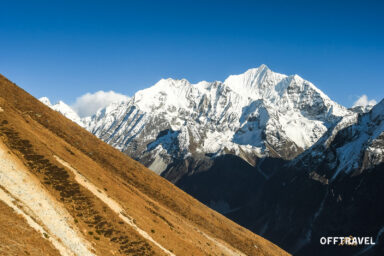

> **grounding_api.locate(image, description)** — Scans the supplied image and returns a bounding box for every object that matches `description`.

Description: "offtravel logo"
[320,236,375,246]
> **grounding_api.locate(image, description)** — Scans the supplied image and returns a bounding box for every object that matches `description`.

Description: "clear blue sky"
[0,0,383,106]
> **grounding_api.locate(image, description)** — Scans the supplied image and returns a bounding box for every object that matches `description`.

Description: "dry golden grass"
[0,74,290,256]
[0,200,61,256]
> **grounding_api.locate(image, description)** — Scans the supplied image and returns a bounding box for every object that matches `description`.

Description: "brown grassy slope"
[0,74,289,256]
[0,114,166,255]
[0,200,61,256]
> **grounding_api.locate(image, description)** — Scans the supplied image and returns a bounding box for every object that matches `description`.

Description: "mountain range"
[41,65,352,170]
[41,65,384,255]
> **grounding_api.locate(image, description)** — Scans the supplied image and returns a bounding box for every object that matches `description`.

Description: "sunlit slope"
[0,74,289,256]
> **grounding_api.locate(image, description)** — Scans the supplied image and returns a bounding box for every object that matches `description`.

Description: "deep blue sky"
[0,0,383,106]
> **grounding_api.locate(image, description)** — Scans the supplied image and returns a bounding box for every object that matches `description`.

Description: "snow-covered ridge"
[292,98,384,181]
[39,97,84,127]
[41,65,353,174]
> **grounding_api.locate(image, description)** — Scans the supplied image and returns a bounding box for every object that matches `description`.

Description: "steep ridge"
[293,98,384,180]
[0,74,289,255]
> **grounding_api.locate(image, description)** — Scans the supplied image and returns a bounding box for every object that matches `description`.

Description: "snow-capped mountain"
[39,97,84,126]
[231,99,384,255]
[349,104,376,114]
[42,64,352,176]
[293,98,384,180]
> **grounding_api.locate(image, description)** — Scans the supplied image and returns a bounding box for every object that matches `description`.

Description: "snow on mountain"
[335,99,384,177]
[40,65,359,175]
[39,97,84,126]
[70,65,350,174]
[39,96,52,106]
[292,98,384,181]
[349,104,376,114]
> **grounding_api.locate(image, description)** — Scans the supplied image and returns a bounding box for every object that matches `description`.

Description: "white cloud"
[353,94,377,108]
[71,90,129,117]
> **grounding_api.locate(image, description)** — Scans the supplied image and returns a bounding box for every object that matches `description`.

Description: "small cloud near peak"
[71,90,129,117]
[353,94,377,108]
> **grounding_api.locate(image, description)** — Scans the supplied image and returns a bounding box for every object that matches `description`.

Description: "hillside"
[0,73,289,256]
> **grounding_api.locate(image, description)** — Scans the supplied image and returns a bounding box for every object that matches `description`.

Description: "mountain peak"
[258,63,269,70]
[39,97,83,126]
[71,66,354,171]
[39,96,52,107]
[242,64,270,75]
[154,78,191,88]
[223,65,286,99]
[42,66,352,164]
